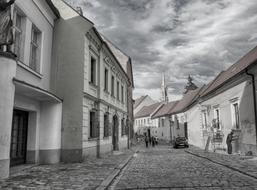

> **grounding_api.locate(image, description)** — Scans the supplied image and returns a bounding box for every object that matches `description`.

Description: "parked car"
[173,137,189,148]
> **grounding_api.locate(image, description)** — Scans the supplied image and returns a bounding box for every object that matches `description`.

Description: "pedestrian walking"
[152,136,155,147]
[226,131,234,154]
[145,135,149,148]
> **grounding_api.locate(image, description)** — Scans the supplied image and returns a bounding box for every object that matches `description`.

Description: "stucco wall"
[15,0,56,91]
[0,57,16,179]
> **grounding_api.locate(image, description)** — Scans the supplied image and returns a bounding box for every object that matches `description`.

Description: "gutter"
[245,68,257,143]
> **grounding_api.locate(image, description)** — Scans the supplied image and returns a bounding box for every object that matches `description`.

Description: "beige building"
[51,0,131,161]
[0,0,62,179]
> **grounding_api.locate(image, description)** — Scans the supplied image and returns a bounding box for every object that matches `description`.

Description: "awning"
[13,78,62,103]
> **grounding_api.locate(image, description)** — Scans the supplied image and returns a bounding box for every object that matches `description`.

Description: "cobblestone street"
[2,145,257,189]
[109,145,257,190]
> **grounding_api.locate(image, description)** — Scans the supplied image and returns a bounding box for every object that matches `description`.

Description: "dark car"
[173,137,189,148]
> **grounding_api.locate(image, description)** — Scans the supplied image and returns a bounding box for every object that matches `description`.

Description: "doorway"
[112,115,119,150]
[10,110,29,166]
[184,122,188,139]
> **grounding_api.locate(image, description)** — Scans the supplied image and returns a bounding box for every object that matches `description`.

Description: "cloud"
[65,0,257,100]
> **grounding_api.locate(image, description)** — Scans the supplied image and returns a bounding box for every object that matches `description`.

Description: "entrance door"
[10,110,28,166]
[112,115,119,150]
[184,122,188,139]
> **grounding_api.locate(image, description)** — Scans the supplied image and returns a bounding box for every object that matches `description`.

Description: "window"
[121,85,124,103]
[202,111,207,129]
[232,103,240,129]
[90,56,96,85]
[148,118,150,124]
[214,108,220,129]
[176,116,179,129]
[29,25,41,72]
[117,81,120,100]
[104,113,109,137]
[13,9,25,61]
[161,118,165,127]
[89,111,98,138]
[121,118,126,136]
[111,76,115,96]
[104,68,108,91]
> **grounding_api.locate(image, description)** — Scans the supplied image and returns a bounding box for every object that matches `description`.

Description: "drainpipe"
[246,69,257,143]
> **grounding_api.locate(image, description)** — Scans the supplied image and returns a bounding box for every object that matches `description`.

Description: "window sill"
[104,90,109,95]
[88,137,99,141]
[17,61,42,79]
[89,82,97,88]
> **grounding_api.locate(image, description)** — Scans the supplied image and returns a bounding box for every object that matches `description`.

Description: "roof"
[134,95,148,109]
[101,34,129,72]
[46,0,60,18]
[151,101,179,119]
[135,102,162,119]
[201,45,257,97]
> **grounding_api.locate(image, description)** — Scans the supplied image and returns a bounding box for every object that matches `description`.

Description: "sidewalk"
[0,147,137,190]
[186,146,257,179]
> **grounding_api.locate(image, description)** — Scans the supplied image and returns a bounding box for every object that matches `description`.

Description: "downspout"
[245,69,257,143]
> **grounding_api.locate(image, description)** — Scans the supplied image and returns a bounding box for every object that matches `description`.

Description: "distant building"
[134,102,162,136]
[152,88,203,142]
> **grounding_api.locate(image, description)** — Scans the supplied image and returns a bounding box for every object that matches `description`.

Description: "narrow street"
[109,145,257,190]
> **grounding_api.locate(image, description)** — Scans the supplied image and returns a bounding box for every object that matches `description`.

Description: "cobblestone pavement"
[0,149,134,190]
[186,146,257,180]
[109,145,257,190]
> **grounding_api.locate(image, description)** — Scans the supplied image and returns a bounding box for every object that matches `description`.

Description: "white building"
[188,46,257,155]
[0,0,62,179]
[134,102,162,136]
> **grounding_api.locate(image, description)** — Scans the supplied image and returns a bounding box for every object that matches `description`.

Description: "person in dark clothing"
[152,136,155,147]
[226,131,234,154]
[145,135,149,148]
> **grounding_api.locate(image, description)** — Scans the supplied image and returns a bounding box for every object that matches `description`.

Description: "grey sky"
[65,0,257,101]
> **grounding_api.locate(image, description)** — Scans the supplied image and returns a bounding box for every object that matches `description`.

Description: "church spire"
[161,73,169,103]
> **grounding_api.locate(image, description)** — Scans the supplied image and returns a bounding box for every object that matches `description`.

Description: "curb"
[95,151,135,190]
[186,150,257,180]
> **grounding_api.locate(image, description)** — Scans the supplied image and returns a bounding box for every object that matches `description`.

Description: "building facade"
[51,0,131,162]
[187,47,257,155]
[0,0,62,179]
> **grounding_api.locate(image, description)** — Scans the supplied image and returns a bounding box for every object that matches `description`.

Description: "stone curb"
[185,150,257,180]
[95,149,137,190]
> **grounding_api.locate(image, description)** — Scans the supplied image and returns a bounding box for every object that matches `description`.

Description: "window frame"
[90,56,97,85]
[104,113,109,137]
[89,110,99,138]
[104,68,109,92]
[231,102,240,129]
[111,75,115,97]
[13,7,26,62]
[29,24,41,73]
[213,108,220,129]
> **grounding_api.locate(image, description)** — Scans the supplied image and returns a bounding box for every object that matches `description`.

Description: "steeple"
[161,73,169,103]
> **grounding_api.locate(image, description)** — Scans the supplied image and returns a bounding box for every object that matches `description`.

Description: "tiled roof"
[100,34,129,72]
[201,46,257,97]
[170,87,203,114]
[135,102,162,119]
[134,95,148,109]
[151,101,179,119]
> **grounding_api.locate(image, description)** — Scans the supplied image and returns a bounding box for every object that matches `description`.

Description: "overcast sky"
[65,0,257,101]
